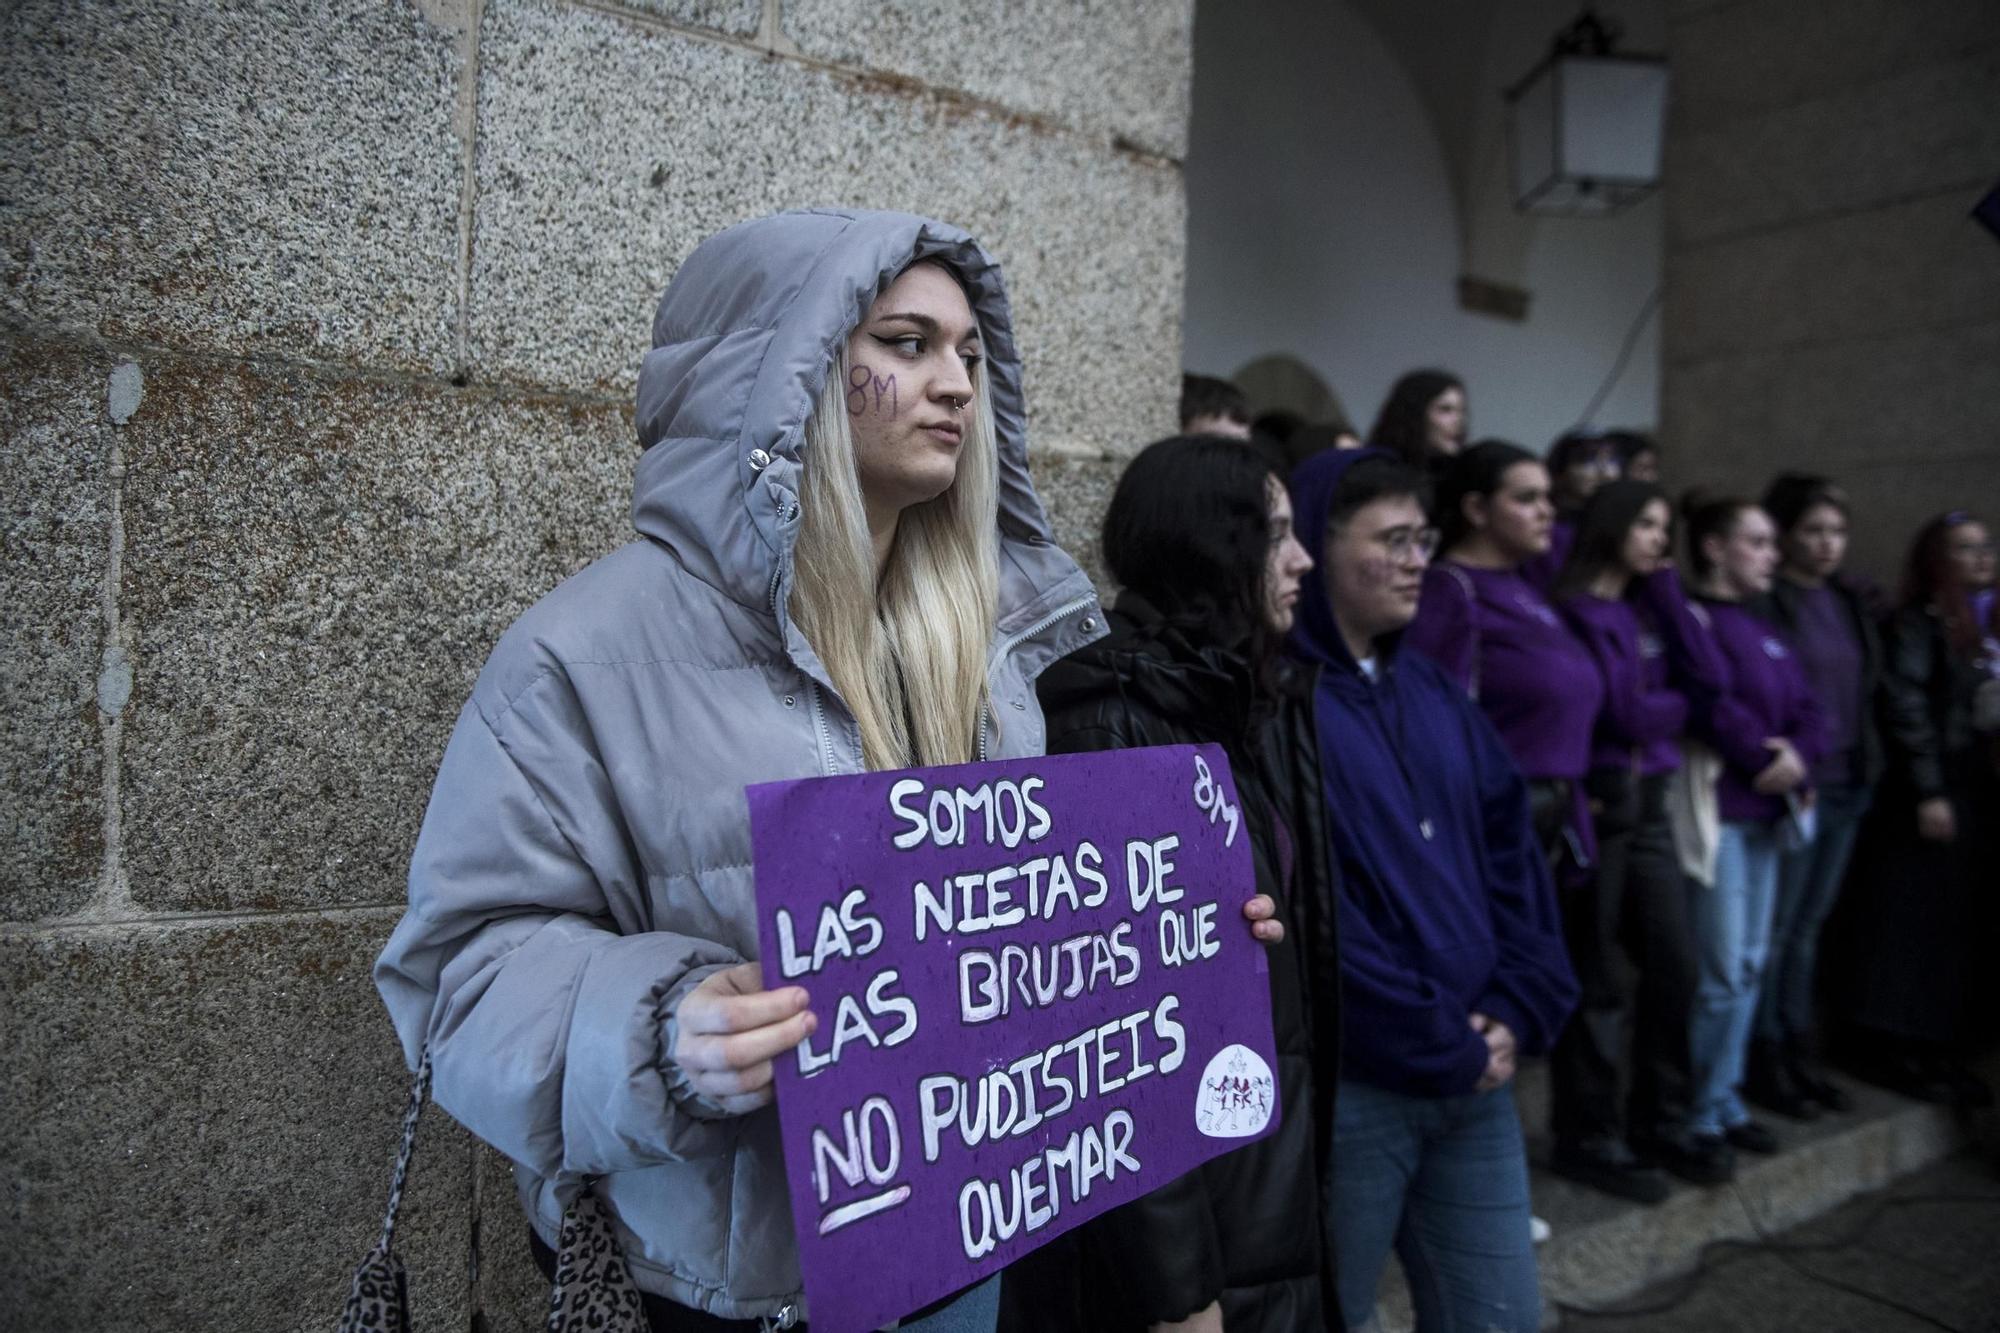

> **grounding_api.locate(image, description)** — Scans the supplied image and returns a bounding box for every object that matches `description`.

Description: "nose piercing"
[946,395,965,412]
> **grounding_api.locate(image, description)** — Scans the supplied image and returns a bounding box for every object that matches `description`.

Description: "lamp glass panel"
[1558,57,1668,182]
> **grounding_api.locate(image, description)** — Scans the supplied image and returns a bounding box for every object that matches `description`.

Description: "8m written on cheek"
[849,364,898,418]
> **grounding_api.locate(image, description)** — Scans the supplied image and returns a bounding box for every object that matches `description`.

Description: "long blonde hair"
[788,341,1001,770]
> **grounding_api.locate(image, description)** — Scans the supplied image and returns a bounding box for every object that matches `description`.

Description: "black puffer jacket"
[1001,592,1340,1332]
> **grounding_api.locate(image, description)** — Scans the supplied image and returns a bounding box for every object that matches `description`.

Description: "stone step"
[1370,1062,1977,1331]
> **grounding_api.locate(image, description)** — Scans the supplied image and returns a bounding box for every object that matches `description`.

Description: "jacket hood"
[1286,446,1400,676]
[632,208,1067,619]
[1037,591,1256,743]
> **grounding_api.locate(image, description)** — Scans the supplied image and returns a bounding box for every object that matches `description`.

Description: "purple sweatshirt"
[1560,592,1689,776]
[1404,562,1605,781]
[1691,596,1828,823]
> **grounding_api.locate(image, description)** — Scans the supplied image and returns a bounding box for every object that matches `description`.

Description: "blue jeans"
[892,1275,999,1332]
[1328,1080,1541,1332]
[1687,821,1782,1136]
[1757,783,1872,1046]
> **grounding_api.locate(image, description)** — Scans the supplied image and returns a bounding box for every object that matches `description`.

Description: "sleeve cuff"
[657,962,740,1121]
[1473,992,1538,1057]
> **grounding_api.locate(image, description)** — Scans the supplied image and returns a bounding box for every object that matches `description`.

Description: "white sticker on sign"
[1195,1043,1275,1139]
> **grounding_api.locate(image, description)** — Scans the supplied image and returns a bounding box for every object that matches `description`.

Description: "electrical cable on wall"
[1554,1181,1999,1330]
[1573,284,1662,430]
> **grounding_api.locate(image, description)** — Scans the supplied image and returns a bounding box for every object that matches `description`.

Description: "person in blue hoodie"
[1288,449,1579,1333]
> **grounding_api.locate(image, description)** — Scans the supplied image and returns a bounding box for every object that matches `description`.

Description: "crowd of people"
[371,212,1997,1333]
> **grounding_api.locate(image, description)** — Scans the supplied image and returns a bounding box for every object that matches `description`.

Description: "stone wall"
[0,2,1189,1327]
[1661,0,2000,582]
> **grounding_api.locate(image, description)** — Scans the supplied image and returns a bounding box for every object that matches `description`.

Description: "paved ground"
[1558,1149,2000,1332]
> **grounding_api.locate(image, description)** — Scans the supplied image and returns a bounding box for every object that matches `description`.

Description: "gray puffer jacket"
[374,209,1103,1321]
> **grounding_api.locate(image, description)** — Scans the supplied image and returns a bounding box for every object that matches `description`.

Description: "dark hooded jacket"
[1761,574,1884,789]
[1009,591,1340,1331]
[1286,450,1578,1097]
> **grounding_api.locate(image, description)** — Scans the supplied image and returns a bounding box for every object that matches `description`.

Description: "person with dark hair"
[1677,496,1825,1163]
[1549,432,1623,514]
[1548,480,1712,1196]
[1015,436,1337,1332]
[1366,369,1467,471]
[1523,429,1626,589]
[1180,371,1253,439]
[1617,432,1661,484]
[1288,448,1577,1333]
[1745,475,1880,1119]
[1253,408,1304,447]
[1835,511,1999,1109]
[1405,442,1606,879]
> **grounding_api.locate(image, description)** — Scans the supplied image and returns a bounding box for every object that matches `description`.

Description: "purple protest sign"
[747,743,1278,1333]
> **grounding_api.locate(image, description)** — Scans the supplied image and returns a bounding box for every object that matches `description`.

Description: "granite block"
[782,0,1193,158]
[1668,49,2000,246]
[1661,320,2000,581]
[466,0,1185,458]
[0,917,474,1332]
[115,356,633,912]
[1026,448,1126,596]
[0,341,110,921]
[1821,453,2000,590]
[1669,0,2000,137]
[1664,0,1752,20]
[0,0,464,371]
[1663,188,2000,363]
[609,0,763,35]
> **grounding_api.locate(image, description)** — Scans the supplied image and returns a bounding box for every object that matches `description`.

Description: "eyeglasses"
[1376,525,1441,561]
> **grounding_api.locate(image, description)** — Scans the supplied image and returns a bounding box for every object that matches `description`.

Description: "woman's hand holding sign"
[1242,893,1284,945]
[672,962,818,1114]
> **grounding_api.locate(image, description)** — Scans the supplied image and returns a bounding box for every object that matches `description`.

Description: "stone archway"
[1232,353,1350,429]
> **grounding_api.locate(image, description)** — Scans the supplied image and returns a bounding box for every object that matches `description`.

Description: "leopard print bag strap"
[337,1050,431,1333]
[545,1180,648,1332]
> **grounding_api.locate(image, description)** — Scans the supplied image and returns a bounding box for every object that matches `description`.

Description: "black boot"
[1785,1041,1852,1113]
[1633,1128,1735,1185]
[1745,1039,1820,1120]
[1551,1137,1672,1204]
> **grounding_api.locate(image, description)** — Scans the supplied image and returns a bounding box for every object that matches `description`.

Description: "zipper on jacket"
[979,593,1095,765]
[806,680,835,775]
[986,593,1097,673]
[760,1303,800,1330]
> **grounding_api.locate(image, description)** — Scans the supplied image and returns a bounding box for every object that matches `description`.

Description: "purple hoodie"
[1286,450,1578,1097]
[1690,595,1828,823]
[1403,562,1606,782]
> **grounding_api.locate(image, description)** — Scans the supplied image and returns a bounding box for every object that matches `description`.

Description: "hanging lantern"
[1506,8,1668,216]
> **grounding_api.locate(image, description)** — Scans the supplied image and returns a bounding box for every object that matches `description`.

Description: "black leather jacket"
[1004,592,1341,1332]
[1878,603,1997,800]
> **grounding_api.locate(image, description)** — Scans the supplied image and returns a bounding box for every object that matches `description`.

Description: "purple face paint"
[846,363,899,418]
[748,745,1278,1333]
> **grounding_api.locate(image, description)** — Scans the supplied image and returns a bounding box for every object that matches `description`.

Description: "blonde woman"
[374,210,1276,1331]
